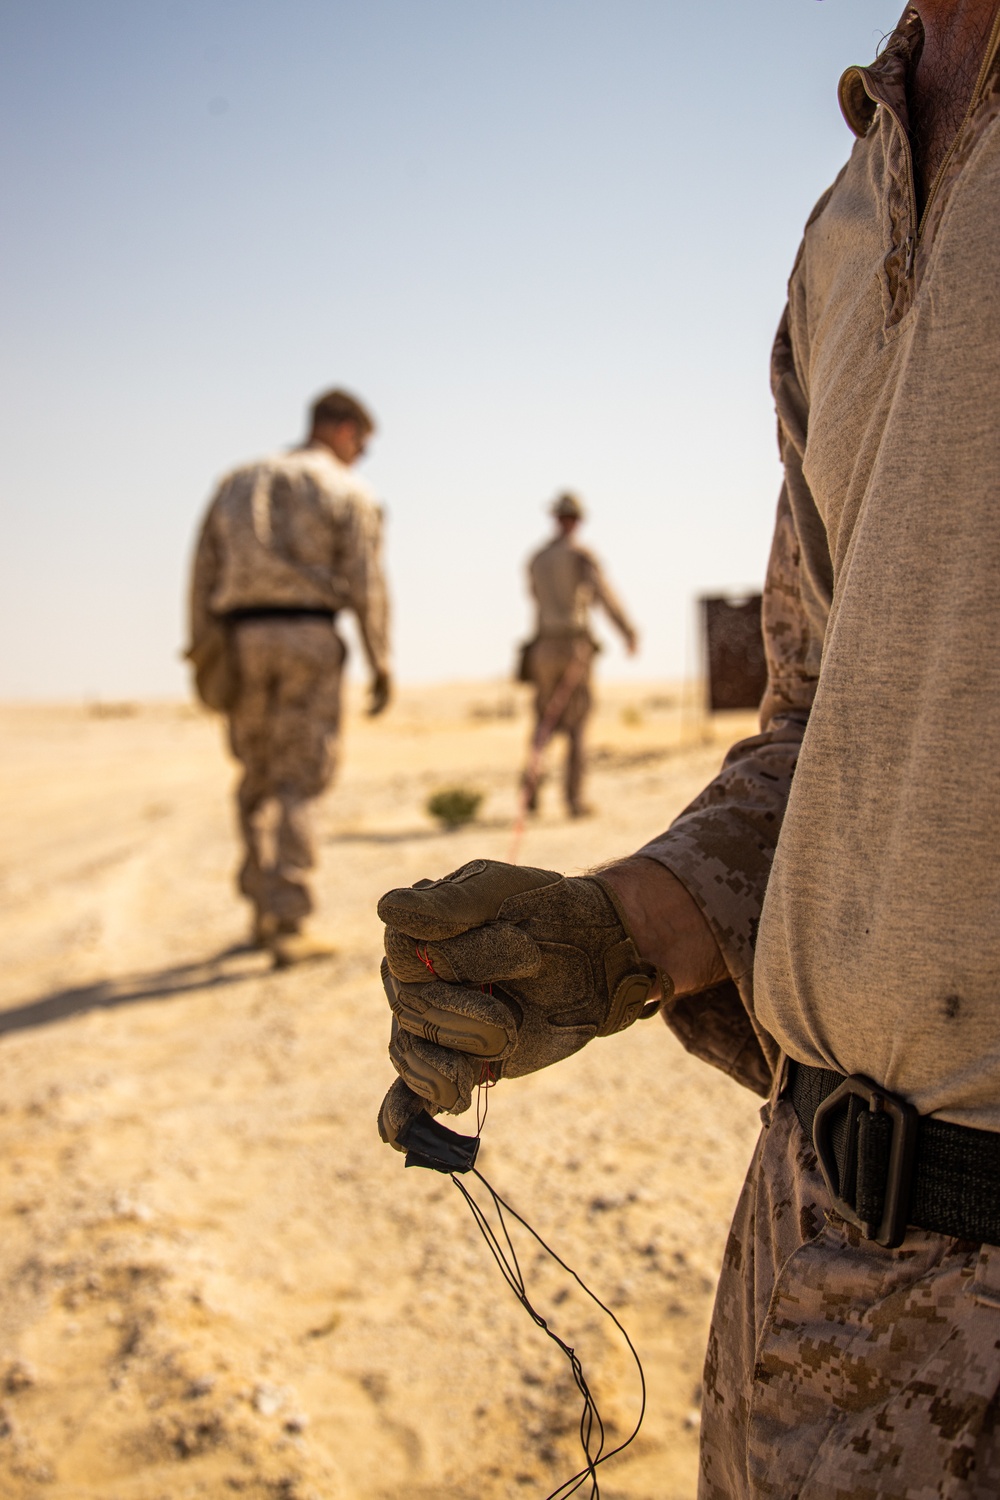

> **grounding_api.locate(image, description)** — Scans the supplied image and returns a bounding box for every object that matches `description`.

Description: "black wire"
[451,1166,646,1500]
[452,1175,602,1497]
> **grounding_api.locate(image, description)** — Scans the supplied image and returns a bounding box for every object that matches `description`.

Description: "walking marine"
[520,491,637,818]
[377,4,1000,1494]
[189,388,390,966]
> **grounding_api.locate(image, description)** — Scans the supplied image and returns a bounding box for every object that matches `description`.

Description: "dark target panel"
[701,594,767,712]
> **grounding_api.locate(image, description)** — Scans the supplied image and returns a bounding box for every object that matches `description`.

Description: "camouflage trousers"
[523,635,595,814]
[700,1086,1000,1499]
[227,617,345,929]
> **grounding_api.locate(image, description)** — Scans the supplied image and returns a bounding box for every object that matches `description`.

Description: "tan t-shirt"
[529,534,634,643]
[642,11,1000,1129]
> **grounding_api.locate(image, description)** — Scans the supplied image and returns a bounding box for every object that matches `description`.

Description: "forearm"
[351,546,390,678]
[592,574,635,646]
[356,612,390,679]
[350,564,390,678]
[599,857,727,999]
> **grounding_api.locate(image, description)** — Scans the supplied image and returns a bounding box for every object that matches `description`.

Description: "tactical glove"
[377,859,669,1149]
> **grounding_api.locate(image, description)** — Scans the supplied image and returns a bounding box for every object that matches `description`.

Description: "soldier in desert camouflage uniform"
[189,389,390,967]
[521,492,637,817]
[376,4,1000,1494]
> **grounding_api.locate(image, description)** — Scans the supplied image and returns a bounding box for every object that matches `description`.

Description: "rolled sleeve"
[339,495,391,678]
[638,302,830,1094]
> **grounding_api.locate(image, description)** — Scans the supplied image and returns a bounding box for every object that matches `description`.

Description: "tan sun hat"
[551,491,585,520]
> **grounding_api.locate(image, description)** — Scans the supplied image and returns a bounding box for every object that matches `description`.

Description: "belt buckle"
[812,1073,918,1249]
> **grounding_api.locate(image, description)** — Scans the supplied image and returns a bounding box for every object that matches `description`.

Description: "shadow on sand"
[0,944,269,1039]
[327,817,512,846]
[326,828,442,846]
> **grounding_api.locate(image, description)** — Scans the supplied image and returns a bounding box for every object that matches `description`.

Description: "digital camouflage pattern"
[640,4,1000,1127]
[228,616,345,928]
[190,443,389,678]
[190,442,391,931]
[638,10,1000,1493]
[702,1089,1000,1500]
[637,290,828,1093]
[641,475,811,1094]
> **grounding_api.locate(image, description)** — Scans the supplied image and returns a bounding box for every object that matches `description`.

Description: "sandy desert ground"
[0,681,763,1500]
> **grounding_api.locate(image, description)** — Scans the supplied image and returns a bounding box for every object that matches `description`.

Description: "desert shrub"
[426,786,483,830]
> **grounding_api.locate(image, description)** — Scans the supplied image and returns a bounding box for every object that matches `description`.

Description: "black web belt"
[789,1061,1000,1248]
[222,606,338,624]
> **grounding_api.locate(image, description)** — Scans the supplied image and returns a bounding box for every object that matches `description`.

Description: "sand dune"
[0,684,761,1500]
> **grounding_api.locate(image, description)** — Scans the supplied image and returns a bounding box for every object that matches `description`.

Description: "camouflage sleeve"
[638,303,831,1096]
[338,495,391,678]
[584,553,636,644]
[188,502,221,648]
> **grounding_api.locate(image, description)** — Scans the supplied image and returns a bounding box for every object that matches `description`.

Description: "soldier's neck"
[908,0,999,208]
[307,434,356,467]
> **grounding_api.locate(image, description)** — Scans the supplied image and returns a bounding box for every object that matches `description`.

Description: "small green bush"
[427,787,483,830]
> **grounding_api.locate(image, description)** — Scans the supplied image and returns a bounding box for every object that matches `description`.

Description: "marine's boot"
[252,911,280,949]
[521,768,545,815]
[269,927,338,969]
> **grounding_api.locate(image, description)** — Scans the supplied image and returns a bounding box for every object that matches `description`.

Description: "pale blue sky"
[0,1,901,697]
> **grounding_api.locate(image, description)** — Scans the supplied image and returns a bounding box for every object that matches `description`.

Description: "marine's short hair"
[552,491,585,521]
[309,388,376,435]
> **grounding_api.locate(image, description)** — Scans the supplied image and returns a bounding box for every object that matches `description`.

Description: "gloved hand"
[368,669,392,716]
[376,859,670,1150]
